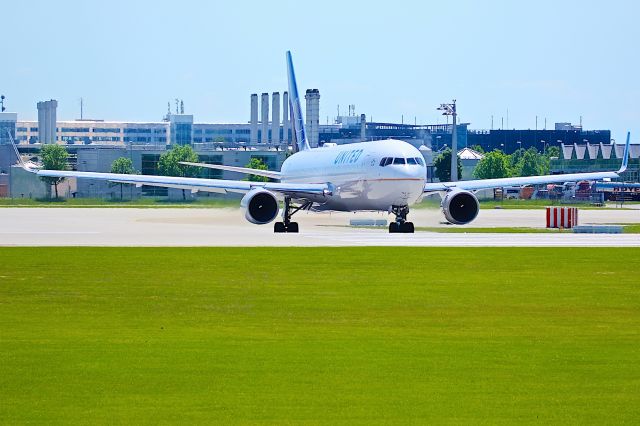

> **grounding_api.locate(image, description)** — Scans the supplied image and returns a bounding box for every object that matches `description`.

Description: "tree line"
[433,145,560,181]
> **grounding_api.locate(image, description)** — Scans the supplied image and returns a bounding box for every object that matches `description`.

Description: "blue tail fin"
[286,51,310,152]
[617,132,631,173]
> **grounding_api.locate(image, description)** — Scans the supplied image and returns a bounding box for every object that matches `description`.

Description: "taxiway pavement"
[0,207,638,246]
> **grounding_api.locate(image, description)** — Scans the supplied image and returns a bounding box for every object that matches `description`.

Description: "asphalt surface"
[0,207,638,246]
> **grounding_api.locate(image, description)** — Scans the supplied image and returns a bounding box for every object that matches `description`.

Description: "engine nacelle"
[240,189,279,225]
[442,189,479,225]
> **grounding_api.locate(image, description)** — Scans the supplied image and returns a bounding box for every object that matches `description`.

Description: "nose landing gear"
[389,205,414,233]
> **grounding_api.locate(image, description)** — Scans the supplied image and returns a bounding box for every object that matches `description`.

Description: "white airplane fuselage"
[280,139,426,211]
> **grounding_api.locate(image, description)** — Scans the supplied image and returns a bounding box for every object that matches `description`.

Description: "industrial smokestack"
[360,114,366,142]
[272,92,280,145]
[305,89,320,148]
[250,94,258,144]
[261,93,269,144]
[282,91,289,144]
[50,100,57,144]
[37,99,58,144]
[37,102,45,144]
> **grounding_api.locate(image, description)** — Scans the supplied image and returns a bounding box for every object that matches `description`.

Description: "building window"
[197,155,223,179]
[174,123,192,146]
[124,128,153,134]
[93,128,121,133]
[141,154,167,196]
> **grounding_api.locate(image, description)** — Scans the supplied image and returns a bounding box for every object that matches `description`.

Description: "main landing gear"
[389,205,414,233]
[274,197,312,233]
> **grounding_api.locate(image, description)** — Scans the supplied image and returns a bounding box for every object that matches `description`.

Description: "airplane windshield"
[380,157,425,166]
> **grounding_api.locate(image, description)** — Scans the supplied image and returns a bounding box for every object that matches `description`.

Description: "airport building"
[551,142,640,182]
[10,92,610,155]
[466,127,611,154]
[1,92,637,199]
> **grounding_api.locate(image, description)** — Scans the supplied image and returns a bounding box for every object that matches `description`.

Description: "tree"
[110,157,137,200]
[509,147,526,171]
[469,144,485,154]
[512,147,549,177]
[473,150,511,179]
[245,158,269,182]
[545,145,560,158]
[158,145,199,200]
[433,148,462,182]
[40,144,68,199]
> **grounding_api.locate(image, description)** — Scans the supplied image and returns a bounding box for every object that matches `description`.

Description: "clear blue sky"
[2,0,638,143]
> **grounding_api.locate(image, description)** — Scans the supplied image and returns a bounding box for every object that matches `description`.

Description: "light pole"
[438,100,457,181]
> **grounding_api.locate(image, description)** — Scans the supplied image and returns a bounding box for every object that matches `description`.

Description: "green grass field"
[1,248,639,424]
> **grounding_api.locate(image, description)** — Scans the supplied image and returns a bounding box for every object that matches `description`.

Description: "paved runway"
[0,207,638,246]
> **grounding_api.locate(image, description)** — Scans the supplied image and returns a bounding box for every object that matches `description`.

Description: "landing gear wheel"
[389,205,414,234]
[273,197,312,233]
[401,222,415,233]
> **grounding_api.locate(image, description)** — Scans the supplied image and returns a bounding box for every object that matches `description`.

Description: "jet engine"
[442,189,479,225]
[240,189,279,225]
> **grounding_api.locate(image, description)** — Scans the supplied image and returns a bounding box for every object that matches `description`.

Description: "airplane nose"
[392,164,425,181]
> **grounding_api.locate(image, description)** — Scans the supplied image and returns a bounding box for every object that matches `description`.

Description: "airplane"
[13,51,631,233]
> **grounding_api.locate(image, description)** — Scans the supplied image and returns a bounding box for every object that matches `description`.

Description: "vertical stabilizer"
[286,51,310,152]
[618,132,631,174]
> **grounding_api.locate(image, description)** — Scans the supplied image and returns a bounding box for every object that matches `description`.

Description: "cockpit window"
[381,156,424,166]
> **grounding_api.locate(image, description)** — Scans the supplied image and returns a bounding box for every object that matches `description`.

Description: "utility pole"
[438,100,458,181]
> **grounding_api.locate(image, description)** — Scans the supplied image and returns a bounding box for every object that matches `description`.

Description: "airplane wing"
[425,131,631,193]
[424,170,621,192]
[34,169,328,197]
[179,162,281,180]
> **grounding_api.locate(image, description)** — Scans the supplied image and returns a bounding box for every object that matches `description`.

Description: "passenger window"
[393,157,406,165]
[384,157,393,166]
[407,158,417,165]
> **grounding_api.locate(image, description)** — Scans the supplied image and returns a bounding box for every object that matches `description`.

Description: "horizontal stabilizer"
[179,162,281,180]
